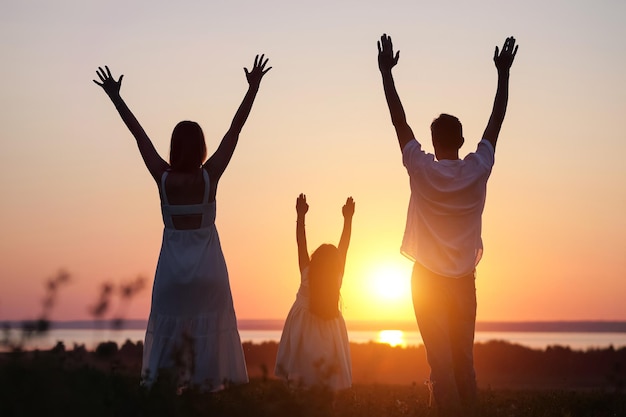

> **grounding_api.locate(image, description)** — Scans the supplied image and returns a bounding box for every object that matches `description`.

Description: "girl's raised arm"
[337,197,355,280]
[295,193,310,273]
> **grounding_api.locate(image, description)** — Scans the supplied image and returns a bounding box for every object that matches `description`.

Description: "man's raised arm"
[482,36,519,150]
[378,34,415,152]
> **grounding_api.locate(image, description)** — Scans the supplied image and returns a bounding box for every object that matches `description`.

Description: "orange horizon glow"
[1,1,625,324]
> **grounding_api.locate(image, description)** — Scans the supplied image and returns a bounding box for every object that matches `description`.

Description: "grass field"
[1,339,625,417]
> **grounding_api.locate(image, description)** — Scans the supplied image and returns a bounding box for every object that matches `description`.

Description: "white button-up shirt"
[401,139,495,277]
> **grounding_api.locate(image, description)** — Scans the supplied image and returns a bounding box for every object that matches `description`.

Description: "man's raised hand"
[378,34,400,73]
[494,36,518,73]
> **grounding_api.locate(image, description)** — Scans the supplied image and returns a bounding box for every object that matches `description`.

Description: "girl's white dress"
[275,267,352,390]
[141,169,248,390]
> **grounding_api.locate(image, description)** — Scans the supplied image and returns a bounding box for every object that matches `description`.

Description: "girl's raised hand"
[296,193,309,217]
[342,197,355,218]
[93,65,123,97]
[244,54,271,88]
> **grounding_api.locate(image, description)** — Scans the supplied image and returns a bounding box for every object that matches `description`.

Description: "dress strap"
[160,171,170,205]
[201,169,210,204]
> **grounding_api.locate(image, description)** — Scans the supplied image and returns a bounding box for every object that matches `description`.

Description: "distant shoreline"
[5,319,626,333]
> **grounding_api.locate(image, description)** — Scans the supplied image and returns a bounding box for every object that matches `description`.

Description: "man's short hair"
[431,114,464,150]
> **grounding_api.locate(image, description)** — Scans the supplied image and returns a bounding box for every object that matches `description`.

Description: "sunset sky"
[1,1,625,325]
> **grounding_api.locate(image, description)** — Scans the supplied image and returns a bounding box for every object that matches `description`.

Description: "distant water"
[5,320,626,351]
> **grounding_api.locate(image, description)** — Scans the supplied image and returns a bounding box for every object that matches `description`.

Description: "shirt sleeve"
[471,139,495,170]
[402,139,431,175]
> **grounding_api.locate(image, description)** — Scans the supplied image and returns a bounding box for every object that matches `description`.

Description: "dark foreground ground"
[1,340,625,417]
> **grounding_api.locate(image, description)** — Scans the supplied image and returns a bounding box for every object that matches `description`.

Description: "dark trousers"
[411,262,478,417]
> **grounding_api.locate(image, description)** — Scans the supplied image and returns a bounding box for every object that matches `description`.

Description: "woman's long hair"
[308,244,342,319]
[169,121,207,171]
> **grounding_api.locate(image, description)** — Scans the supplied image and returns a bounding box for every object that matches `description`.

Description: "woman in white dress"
[275,193,355,390]
[94,55,271,391]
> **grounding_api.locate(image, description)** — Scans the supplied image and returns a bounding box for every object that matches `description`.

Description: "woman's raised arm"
[204,55,271,181]
[94,66,168,182]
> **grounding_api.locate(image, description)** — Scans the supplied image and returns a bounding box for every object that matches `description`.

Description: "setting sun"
[343,255,416,322]
[367,261,412,300]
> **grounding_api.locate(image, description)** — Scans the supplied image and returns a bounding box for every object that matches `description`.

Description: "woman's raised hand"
[244,54,271,88]
[93,66,123,97]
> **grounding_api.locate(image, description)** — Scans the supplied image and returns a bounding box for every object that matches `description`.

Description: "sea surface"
[5,320,626,351]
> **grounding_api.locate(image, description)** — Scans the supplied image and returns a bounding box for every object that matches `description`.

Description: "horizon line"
[5,318,626,333]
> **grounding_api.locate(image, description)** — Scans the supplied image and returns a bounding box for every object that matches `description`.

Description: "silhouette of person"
[377,34,518,416]
[275,194,355,390]
[94,55,271,391]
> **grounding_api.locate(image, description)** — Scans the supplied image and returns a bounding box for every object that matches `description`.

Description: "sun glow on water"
[377,330,406,347]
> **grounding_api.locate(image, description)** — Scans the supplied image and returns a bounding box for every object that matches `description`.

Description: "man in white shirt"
[377,34,518,417]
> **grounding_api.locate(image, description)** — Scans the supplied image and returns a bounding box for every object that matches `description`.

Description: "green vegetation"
[1,341,625,417]
[2,275,625,416]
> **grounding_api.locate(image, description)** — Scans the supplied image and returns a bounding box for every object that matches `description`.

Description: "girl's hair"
[169,121,207,171]
[308,244,342,319]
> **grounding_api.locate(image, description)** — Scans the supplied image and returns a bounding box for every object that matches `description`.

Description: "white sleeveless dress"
[141,169,248,391]
[275,267,352,390]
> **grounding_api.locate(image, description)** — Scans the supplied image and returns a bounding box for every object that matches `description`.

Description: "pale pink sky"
[1,0,625,324]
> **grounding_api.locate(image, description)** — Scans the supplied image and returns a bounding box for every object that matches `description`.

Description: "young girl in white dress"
[94,55,271,391]
[275,193,355,390]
